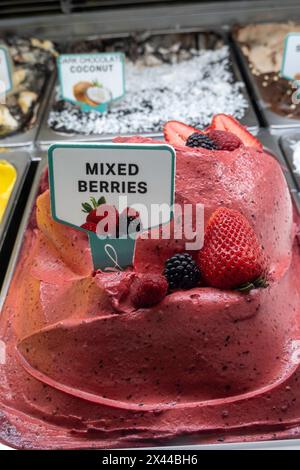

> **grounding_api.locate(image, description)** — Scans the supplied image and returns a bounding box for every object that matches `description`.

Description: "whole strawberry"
[130,274,168,308]
[209,130,242,151]
[119,207,142,237]
[198,207,267,291]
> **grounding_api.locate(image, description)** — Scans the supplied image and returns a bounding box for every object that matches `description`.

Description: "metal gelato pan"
[37,29,258,147]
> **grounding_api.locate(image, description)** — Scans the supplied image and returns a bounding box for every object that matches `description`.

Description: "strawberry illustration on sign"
[80,197,142,239]
[80,196,119,236]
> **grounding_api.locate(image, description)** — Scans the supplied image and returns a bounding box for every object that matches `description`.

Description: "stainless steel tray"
[37,29,259,149]
[0,150,31,252]
[0,68,56,148]
[232,29,300,130]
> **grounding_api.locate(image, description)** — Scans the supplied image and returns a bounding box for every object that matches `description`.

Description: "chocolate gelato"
[235,22,300,120]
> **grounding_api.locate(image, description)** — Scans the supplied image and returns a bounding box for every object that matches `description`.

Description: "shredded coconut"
[48,46,248,136]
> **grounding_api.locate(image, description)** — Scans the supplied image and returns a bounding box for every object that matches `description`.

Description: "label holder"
[48,142,176,271]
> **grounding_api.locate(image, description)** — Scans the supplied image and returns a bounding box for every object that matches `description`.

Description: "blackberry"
[186,132,217,150]
[164,253,201,290]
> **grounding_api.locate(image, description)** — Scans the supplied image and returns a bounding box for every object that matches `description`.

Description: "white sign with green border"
[281,33,300,80]
[0,46,13,98]
[57,52,125,112]
[48,143,176,271]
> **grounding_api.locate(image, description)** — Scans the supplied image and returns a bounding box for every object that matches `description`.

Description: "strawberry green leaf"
[97,196,106,205]
[81,202,93,213]
[90,197,98,209]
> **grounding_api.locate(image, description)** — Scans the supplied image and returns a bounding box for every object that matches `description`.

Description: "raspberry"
[164,253,201,290]
[130,274,168,308]
[209,130,242,151]
[186,132,217,150]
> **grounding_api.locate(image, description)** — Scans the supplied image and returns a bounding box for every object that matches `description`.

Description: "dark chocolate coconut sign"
[48,143,175,270]
[57,52,125,112]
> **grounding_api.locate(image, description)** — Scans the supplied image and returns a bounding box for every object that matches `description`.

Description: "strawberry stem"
[236,276,269,293]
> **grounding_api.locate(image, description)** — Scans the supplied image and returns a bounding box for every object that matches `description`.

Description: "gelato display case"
[1,0,300,452]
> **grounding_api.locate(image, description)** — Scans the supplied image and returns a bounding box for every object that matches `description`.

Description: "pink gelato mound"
[0,135,300,449]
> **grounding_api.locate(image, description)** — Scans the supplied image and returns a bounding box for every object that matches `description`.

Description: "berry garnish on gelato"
[164,114,262,150]
[198,207,267,291]
[0,115,300,449]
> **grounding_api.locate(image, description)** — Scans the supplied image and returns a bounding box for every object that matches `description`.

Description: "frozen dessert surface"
[0,117,300,449]
[0,159,16,223]
[48,34,247,135]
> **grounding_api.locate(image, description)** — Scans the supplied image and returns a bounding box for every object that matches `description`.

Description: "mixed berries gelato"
[0,115,300,449]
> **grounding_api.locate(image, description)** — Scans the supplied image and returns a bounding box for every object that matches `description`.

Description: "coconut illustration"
[73,81,112,106]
